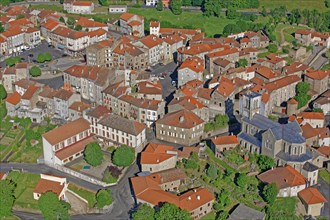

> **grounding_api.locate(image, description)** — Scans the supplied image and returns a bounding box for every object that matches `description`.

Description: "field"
[319,169,330,184]
[128,8,268,37]
[259,0,329,12]
[8,171,41,211]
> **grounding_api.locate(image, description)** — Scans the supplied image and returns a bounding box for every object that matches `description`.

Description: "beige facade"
[141,155,177,173]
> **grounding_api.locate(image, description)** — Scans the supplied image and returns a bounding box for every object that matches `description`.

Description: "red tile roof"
[178,56,204,73]
[140,35,163,48]
[316,146,330,157]
[264,75,301,93]
[211,135,238,145]
[6,92,21,105]
[298,188,327,205]
[258,165,306,188]
[156,109,204,129]
[141,143,177,164]
[298,112,325,120]
[55,135,95,160]
[34,178,65,197]
[305,70,328,80]
[72,1,93,6]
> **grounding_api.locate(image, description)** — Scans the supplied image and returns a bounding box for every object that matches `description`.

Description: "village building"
[298,188,327,217]
[33,174,68,200]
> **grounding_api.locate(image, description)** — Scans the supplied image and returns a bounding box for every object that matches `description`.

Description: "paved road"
[313,176,330,219]
[310,53,329,70]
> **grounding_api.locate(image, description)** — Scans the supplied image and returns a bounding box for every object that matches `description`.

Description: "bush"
[183,158,198,170]
[206,164,218,178]
[102,169,118,184]
[112,145,135,167]
[294,82,311,108]
[5,57,21,67]
[0,84,7,100]
[95,189,113,208]
[263,183,278,204]
[267,44,278,53]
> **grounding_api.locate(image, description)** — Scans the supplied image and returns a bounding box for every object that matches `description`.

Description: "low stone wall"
[46,162,116,188]
[203,126,229,139]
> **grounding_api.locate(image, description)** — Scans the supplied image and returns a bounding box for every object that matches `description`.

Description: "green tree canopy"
[99,0,109,6]
[192,0,203,6]
[263,183,278,205]
[216,189,230,209]
[257,155,275,172]
[112,145,135,167]
[156,1,164,11]
[206,164,218,178]
[0,22,4,33]
[203,0,221,17]
[155,203,191,220]
[36,53,46,63]
[44,53,52,62]
[5,57,21,67]
[67,17,76,26]
[237,58,248,67]
[267,44,278,53]
[235,173,248,188]
[84,142,103,167]
[222,23,241,36]
[0,103,7,120]
[38,191,70,220]
[74,25,83,31]
[0,179,16,217]
[170,0,183,15]
[325,50,330,58]
[294,82,311,108]
[182,0,191,6]
[0,84,7,101]
[29,66,42,77]
[226,8,240,19]
[95,189,113,208]
[133,203,155,220]
[312,108,323,113]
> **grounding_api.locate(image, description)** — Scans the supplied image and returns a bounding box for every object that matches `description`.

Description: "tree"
[84,142,103,167]
[44,53,52,62]
[0,84,7,101]
[170,0,182,15]
[263,183,278,205]
[206,164,218,178]
[237,58,248,67]
[99,0,109,6]
[60,0,64,3]
[133,204,155,220]
[74,25,82,31]
[267,44,278,53]
[216,211,229,220]
[59,16,65,23]
[0,179,16,217]
[326,50,330,58]
[95,189,113,208]
[223,23,241,36]
[5,57,21,67]
[112,145,135,167]
[236,20,250,32]
[38,191,70,220]
[0,22,4,33]
[36,53,46,63]
[156,1,164,11]
[67,17,76,26]
[155,203,191,220]
[226,8,240,19]
[235,173,248,188]
[192,0,203,6]
[0,104,7,120]
[203,0,221,17]
[216,189,230,209]
[183,158,198,169]
[295,82,311,108]
[257,155,275,172]
[29,66,42,77]
[325,0,330,8]
[261,6,267,16]
[182,0,191,6]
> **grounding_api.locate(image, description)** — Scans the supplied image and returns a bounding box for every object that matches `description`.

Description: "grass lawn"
[319,169,330,184]
[259,0,329,12]
[68,184,97,208]
[8,171,41,210]
[266,197,300,219]
[321,62,330,70]
[205,147,237,172]
[128,8,268,37]
[200,211,216,220]
[30,4,64,12]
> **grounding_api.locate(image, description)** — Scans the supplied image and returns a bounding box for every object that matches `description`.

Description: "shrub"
[112,145,135,167]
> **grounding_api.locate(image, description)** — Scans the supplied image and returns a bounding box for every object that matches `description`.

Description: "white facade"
[145,0,158,6]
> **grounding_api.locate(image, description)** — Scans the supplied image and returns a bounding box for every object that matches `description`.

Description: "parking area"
[0,41,67,68]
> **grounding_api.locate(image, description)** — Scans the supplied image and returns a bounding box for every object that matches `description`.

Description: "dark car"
[145,69,152,72]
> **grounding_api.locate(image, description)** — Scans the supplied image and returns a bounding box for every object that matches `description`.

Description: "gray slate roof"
[302,161,319,172]
[98,114,146,136]
[276,150,312,163]
[238,133,262,148]
[243,114,305,144]
[228,203,265,220]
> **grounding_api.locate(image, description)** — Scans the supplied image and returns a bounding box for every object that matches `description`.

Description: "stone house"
[119,13,144,37]
[68,101,91,121]
[53,89,81,120]
[135,35,165,65]
[211,135,238,158]
[177,56,204,87]
[304,70,329,95]
[301,162,319,187]
[258,165,307,197]
[33,174,68,200]
[156,109,204,146]
[86,39,114,67]
[298,188,327,217]
[63,0,94,14]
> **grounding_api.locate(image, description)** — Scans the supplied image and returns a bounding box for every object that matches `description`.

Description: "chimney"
[156,159,159,163]
[188,196,191,200]
[197,196,200,200]
[193,189,197,192]
[179,116,184,123]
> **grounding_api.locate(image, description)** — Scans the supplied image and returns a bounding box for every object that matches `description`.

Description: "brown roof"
[140,35,163,48]
[34,178,65,196]
[156,109,204,129]
[296,29,312,35]
[298,112,325,120]
[150,21,159,28]
[305,70,328,80]
[55,135,95,160]
[69,101,91,112]
[141,143,177,164]
[298,188,327,205]
[178,56,204,73]
[137,81,163,95]
[287,98,298,105]
[53,89,73,101]
[75,17,107,28]
[211,135,238,146]
[43,118,90,146]
[264,75,301,93]
[316,146,330,157]
[6,92,21,105]
[86,105,110,119]
[257,165,306,188]
[283,62,309,75]
[148,168,187,184]
[21,85,39,100]
[168,96,205,111]
[72,1,93,6]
